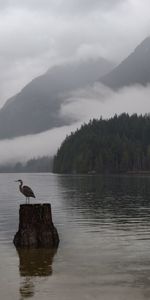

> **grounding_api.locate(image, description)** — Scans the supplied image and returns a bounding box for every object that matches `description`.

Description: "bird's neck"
[19,181,23,191]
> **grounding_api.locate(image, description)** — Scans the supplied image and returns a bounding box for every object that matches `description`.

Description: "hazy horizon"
[0,0,150,106]
[0,82,150,165]
[1,0,150,165]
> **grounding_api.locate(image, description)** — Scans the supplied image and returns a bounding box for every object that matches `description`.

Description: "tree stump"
[13,204,59,248]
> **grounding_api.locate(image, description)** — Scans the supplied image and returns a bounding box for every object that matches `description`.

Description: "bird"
[15,179,36,204]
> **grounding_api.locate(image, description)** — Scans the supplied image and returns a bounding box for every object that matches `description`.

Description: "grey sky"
[0,0,150,105]
[0,0,123,13]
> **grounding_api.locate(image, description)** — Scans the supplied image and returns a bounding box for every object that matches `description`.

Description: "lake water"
[1,173,150,299]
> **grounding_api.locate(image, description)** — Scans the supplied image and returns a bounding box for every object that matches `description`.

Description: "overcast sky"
[0,0,150,163]
[0,0,150,106]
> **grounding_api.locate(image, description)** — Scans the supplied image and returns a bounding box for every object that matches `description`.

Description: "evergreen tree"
[53,114,150,174]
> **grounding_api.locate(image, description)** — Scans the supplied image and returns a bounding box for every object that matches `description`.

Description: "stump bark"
[13,204,59,248]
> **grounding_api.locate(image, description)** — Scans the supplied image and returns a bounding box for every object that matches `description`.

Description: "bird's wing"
[23,185,36,198]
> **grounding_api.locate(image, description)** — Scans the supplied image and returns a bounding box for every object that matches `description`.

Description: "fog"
[0,123,81,165]
[0,0,150,164]
[0,83,150,165]
[61,83,150,121]
[0,0,150,105]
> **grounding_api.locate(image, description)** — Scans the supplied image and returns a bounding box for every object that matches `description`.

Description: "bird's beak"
[15,180,18,182]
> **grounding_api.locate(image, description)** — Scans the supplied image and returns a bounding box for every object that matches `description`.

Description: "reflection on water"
[17,248,57,299]
[20,278,34,299]
[57,175,150,223]
[17,248,57,277]
[2,174,150,299]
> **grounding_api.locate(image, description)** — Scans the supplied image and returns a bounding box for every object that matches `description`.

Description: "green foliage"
[53,113,150,174]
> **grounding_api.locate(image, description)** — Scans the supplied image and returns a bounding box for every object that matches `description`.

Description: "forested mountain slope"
[53,114,150,174]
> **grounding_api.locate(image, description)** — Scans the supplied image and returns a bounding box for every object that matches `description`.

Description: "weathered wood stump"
[13,204,59,248]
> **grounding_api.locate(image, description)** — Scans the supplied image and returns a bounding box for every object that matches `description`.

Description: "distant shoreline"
[127,171,150,175]
[1,170,150,175]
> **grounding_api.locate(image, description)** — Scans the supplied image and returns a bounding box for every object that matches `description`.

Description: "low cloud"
[61,83,150,121]
[0,123,81,165]
[0,83,150,165]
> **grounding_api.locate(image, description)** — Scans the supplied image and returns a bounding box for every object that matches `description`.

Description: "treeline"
[53,113,150,174]
[0,156,53,173]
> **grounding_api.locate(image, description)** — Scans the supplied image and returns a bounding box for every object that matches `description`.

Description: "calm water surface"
[1,173,150,299]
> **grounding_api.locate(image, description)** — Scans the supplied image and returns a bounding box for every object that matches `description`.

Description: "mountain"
[0,57,113,139]
[53,113,150,174]
[100,37,150,89]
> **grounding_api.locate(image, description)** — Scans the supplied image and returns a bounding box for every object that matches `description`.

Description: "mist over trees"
[53,113,150,174]
[0,156,53,173]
